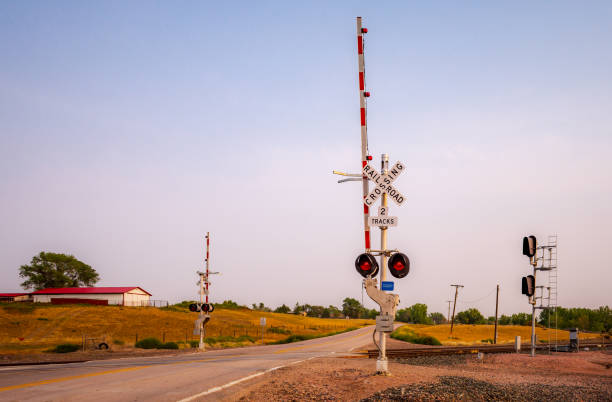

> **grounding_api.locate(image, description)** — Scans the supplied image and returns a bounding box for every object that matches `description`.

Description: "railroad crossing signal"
[363,161,406,207]
[355,253,379,278]
[387,252,410,278]
[189,303,215,313]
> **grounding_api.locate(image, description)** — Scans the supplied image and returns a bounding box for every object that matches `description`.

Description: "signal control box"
[376,314,394,332]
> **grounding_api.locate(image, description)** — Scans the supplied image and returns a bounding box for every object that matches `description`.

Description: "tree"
[407,303,431,324]
[499,315,512,325]
[326,305,342,318]
[396,308,411,322]
[19,252,99,291]
[252,302,271,312]
[455,308,486,324]
[274,304,291,314]
[538,306,612,331]
[510,313,531,326]
[342,298,363,319]
[429,312,446,325]
[307,305,325,317]
[395,304,433,324]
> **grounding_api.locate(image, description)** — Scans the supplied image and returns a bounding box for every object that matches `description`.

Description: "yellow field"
[0,303,373,354]
[398,324,603,345]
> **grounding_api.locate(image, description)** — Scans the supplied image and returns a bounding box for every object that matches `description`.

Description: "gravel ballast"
[361,375,612,401]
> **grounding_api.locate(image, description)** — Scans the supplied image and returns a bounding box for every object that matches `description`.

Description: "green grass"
[391,326,442,346]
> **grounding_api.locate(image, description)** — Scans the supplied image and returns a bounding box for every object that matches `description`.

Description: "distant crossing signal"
[388,252,410,278]
[522,275,535,296]
[189,303,214,313]
[355,253,379,278]
[522,236,537,257]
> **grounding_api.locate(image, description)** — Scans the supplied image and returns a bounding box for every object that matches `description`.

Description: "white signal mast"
[195,232,219,350]
[334,17,406,375]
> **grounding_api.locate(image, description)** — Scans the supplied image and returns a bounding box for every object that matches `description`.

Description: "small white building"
[30,287,152,306]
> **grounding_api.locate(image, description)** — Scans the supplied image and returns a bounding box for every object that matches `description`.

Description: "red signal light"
[388,252,410,278]
[355,253,379,278]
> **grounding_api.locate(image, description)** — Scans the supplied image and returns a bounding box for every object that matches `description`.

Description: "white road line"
[176,356,319,402]
[0,366,39,371]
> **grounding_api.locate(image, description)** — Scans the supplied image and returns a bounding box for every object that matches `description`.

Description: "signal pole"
[333,17,406,376]
[198,270,206,350]
[196,232,219,350]
[450,284,463,335]
[446,300,452,324]
[378,154,389,373]
[530,245,538,358]
[494,284,499,344]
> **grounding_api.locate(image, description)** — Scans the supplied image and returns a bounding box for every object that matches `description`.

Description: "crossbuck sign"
[363,161,406,207]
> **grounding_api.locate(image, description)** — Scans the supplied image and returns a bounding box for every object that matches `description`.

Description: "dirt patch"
[230,352,612,401]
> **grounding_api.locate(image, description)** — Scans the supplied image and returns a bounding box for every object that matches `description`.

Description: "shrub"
[390,326,442,346]
[272,327,359,344]
[189,340,199,348]
[2,303,36,314]
[135,337,162,349]
[273,334,315,344]
[113,339,125,345]
[213,300,247,310]
[49,343,80,353]
[268,326,291,335]
[204,335,256,345]
[159,342,179,349]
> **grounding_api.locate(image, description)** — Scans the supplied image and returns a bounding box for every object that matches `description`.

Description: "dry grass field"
[0,303,373,354]
[399,323,603,345]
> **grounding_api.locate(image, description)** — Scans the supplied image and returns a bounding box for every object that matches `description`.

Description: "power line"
[456,287,497,304]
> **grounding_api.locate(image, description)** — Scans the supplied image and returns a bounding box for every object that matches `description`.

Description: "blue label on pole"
[381,281,394,291]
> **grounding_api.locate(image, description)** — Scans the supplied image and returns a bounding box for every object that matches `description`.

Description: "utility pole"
[450,284,463,335]
[446,300,452,324]
[494,284,499,344]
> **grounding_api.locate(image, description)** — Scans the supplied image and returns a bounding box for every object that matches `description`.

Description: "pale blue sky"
[1,2,611,317]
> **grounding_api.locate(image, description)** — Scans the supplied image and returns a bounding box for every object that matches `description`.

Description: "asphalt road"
[0,325,376,401]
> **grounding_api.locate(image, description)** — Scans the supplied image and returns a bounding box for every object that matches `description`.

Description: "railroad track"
[366,339,610,359]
